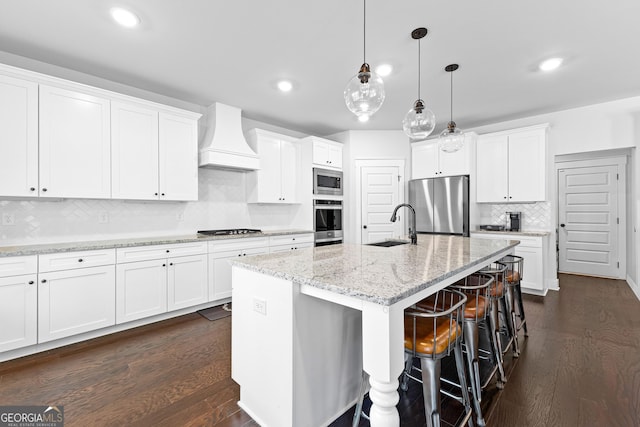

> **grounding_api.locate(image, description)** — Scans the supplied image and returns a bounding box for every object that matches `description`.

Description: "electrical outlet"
[98,211,109,224]
[253,298,267,315]
[2,213,15,226]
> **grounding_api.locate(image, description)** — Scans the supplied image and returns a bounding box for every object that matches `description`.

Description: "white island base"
[232,267,363,427]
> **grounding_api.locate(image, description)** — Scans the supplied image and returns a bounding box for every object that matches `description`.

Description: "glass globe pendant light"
[439,64,465,153]
[344,0,385,121]
[402,27,436,141]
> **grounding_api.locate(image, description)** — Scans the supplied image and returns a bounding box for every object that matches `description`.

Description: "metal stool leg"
[488,298,506,387]
[504,285,519,357]
[463,320,485,426]
[515,283,528,336]
[453,340,477,427]
[352,371,369,427]
[420,357,441,427]
[400,352,413,392]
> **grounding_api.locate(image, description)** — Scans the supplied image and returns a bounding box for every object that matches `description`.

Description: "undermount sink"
[367,240,410,247]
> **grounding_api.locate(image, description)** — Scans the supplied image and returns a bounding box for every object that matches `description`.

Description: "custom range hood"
[199,103,259,170]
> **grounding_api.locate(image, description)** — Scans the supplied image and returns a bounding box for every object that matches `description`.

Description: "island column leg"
[361,302,405,427]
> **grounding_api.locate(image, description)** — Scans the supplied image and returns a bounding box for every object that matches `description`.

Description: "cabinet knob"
[169,262,173,266]
[363,225,368,229]
[509,196,512,199]
[78,258,83,262]
[166,250,170,253]
[161,193,165,196]
[28,280,34,285]
[503,196,507,199]
[41,279,47,283]
[30,187,36,191]
[162,263,166,267]
[292,238,296,241]
[42,188,47,192]
[155,192,158,196]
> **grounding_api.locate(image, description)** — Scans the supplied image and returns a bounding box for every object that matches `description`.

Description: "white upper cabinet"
[39,85,111,199]
[246,129,300,203]
[159,112,199,201]
[476,125,547,203]
[0,74,38,197]
[411,133,474,179]
[111,101,159,200]
[312,137,343,170]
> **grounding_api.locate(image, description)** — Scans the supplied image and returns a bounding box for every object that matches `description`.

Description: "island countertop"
[232,234,519,306]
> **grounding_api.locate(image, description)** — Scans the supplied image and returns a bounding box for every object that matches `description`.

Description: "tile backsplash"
[476,202,552,230]
[0,168,306,245]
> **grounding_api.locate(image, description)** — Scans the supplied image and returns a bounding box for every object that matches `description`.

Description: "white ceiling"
[1,0,640,136]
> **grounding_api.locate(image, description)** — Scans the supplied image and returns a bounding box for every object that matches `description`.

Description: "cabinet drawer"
[117,242,207,263]
[208,237,269,253]
[0,255,37,277]
[471,233,542,248]
[269,242,314,254]
[39,249,115,273]
[269,233,314,247]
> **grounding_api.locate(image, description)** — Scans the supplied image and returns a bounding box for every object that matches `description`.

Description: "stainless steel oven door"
[314,200,343,245]
[313,168,343,196]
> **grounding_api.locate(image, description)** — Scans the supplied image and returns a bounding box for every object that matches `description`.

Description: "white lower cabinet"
[38,265,116,343]
[116,259,168,324]
[0,274,37,352]
[115,242,208,323]
[269,233,314,253]
[208,238,269,301]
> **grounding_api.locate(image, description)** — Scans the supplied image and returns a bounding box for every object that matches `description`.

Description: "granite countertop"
[472,229,551,237]
[0,229,313,257]
[232,235,519,306]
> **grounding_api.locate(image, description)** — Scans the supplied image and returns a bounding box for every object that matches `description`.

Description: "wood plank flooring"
[0,273,638,426]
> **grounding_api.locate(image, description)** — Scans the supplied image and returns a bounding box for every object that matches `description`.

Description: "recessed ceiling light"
[539,57,563,72]
[110,7,140,28]
[277,80,293,92]
[376,64,393,77]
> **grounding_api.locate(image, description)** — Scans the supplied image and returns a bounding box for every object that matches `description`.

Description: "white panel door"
[116,260,168,323]
[38,265,116,342]
[360,166,401,244]
[476,135,508,202]
[39,85,111,198]
[0,75,39,197]
[111,101,159,200]
[0,274,37,352]
[558,165,619,278]
[159,112,198,201]
[167,254,208,311]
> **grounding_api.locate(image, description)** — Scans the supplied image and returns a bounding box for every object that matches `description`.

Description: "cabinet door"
[476,135,508,202]
[439,139,470,177]
[209,246,268,301]
[167,254,208,311]
[312,140,330,166]
[0,75,39,197]
[253,133,282,203]
[0,274,37,352]
[111,101,159,200]
[515,246,544,291]
[116,260,168,324]
[38,265,116,343]
[327,143,343,169]
[411,142,440,179]
[159,113,198,201]
[279,139,298,203]
[508,129,546,202]
[39,85,111,198]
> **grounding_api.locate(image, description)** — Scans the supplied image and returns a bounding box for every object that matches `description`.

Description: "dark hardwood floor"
[1,274,638,426]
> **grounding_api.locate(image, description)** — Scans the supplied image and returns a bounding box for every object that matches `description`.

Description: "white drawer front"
[117,242,207,263]
[39,249,116,273]
[0,256,38,277]
[209,237,269,253]
[269,242,314,254]
[471,233,542,248]
[269,233,314,247]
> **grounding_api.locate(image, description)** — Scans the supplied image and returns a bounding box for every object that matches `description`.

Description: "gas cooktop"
[197,228,262,236]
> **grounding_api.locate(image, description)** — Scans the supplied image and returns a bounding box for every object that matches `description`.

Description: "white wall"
[469,96,640,287]
[329,130,411,244]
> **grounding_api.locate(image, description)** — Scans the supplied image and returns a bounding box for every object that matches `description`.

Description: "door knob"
[363,225,367,229]
[560,223,566,227]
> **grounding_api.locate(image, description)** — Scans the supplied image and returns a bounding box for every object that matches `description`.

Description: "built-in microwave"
[314,200,343,246]
[313,168,343,196]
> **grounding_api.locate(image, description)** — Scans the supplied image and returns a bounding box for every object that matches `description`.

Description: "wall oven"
[314,200,343,246]
[313,168,343,196]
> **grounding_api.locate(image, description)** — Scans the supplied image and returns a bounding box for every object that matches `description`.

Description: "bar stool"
[447,273,494,427]
[352,289,473,427]
[501,254,528,337]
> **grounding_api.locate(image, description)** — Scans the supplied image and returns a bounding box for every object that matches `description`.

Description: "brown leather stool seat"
[404,316,462,355]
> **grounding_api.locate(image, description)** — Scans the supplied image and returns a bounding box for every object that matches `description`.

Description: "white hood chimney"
[198,103,260,171]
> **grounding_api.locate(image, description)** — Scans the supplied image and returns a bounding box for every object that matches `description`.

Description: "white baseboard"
[627,275,640,301]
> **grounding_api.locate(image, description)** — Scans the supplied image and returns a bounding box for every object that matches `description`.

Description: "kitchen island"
[231,235,519,427]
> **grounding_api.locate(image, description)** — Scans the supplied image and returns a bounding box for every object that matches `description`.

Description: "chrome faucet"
[390,203,417,245]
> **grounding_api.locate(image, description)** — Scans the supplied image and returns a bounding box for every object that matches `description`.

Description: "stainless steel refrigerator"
[408,175,469,236]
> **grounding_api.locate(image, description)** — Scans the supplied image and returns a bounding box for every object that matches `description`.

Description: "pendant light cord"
[417,38,421,99]
[363,0,366,63]
[450,70,453,122]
